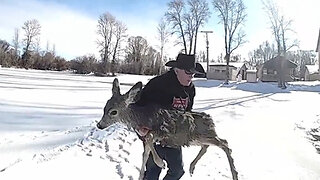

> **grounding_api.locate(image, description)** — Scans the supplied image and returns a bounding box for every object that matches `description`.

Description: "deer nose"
[96,122,103,129]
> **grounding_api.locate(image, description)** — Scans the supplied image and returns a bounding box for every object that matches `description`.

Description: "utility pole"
[200,30,213,76]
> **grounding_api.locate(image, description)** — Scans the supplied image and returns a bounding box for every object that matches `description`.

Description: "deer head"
[97,78,143,130]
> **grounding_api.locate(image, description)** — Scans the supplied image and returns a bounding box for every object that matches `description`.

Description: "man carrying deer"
[134,53,203,180]
[97,53,238,180]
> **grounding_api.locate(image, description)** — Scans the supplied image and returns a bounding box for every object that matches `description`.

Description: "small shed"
[207,62,247,81]
[258,56,297,82]
[246,69,257,83]
[305,65,320,81]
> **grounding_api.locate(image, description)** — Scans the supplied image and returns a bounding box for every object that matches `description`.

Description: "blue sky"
[0,0,319,61]
[43,0,170,20]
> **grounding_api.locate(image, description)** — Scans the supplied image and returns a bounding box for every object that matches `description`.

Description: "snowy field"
[0,67,320,180]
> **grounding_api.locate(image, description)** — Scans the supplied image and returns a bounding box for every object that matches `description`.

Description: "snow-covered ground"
[0,67,320,180]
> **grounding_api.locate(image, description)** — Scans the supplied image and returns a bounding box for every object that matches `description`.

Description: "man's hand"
[136,126,150,137]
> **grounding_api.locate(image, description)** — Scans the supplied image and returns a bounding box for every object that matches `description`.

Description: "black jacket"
[135,69,195,111]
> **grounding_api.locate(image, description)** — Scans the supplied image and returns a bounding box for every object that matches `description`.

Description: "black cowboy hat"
[165,53,204,74]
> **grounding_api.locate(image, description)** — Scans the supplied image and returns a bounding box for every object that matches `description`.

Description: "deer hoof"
[138,173,144,180]
[189,165,195,175]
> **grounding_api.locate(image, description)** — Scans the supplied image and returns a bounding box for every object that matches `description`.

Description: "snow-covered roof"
[263,56,297,69]
[198,62,246,72]
[230,62,246,68]
[306,64,319,74]
[246,69,257,73]
[208,62,245,69]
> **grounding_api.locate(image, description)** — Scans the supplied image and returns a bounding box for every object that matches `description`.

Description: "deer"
[97,78,238,180]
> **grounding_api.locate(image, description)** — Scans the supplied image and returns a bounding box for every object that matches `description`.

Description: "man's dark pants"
[144,144,185,180]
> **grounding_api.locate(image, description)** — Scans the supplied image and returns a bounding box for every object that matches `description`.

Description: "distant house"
[257,56,297,82]
[305,65,320,81]
[207,62,247,81]
[302,28,320,81]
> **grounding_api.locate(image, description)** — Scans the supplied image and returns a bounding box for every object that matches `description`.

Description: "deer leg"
[144,133,165,169]
[205,137,238,180]
[149,145,166,169]
[217,138,238,180]
[189,145,209,175]
[139,141,150,180]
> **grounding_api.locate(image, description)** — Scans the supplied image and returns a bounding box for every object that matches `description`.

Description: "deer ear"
[112,78,120,96]
[125,81,143,104]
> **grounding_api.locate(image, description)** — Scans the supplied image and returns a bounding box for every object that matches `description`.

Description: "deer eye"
[109,109,118,116]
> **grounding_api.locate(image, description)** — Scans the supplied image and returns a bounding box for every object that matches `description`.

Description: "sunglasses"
[184,70,195,75]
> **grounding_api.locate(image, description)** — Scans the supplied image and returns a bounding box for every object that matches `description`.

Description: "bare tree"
[34,36,41,53]
[165,0,210,55]
[287,50,316,79]
[262,0,299,55]
[44,41,56,56]
[52,44,56,56]
[70,54,98,74]
[143,46,158,74]
[212,0,247,84]
[154,52,163,75]
[263,0,281,55]
[259,41,276,62]
[12,28,20,57]
[124,36,159,75]
[21,19,41,68]
[46,40,50,52]
[97,12,116,73]
[0,40,10,52]
[263,0,299,88]
[249,41,276,66]
[0,40,11,66]
[126,36,149,62]
[126,36,149,74]
[279,16,299,53]
[165,0,188,53]
[184,8,196,54]
[157,18,171,74]
[187,0,211,54]
[111,20,127,76]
